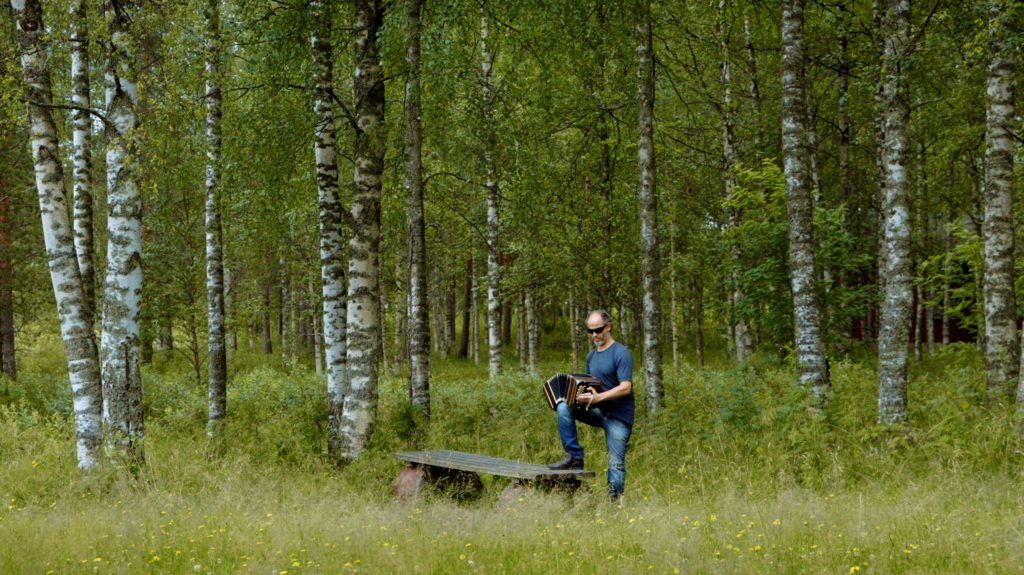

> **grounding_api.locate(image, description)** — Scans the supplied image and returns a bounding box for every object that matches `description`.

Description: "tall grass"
[2,339,1022,573]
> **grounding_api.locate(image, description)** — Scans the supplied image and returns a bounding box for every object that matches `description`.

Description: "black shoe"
[548,455,584,470]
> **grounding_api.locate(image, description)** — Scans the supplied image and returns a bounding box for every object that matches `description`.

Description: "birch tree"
[101,0,145,457]
[876,0,912,425]
[405,0,430,416]
[12,0,103,469]
[781,0,830,407]
[339,0,385,462]
[636,0,664,415]
[480,13,502,381]
[982,0,1018,399]
[525,290,538,377]
[310,0,349,458]
[204,0,228,435]
[720,0,754,362]
[70,0,95,327]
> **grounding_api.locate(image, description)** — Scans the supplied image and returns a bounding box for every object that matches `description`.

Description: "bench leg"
[498,480,531,505]
[393,463,427,499]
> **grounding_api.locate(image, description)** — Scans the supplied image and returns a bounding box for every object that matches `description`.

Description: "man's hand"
[576,387,599,405]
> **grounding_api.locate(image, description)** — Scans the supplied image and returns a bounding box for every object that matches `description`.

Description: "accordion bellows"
[543,373,604,410]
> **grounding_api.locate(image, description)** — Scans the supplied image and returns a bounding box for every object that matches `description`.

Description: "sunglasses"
[586,324,607,334]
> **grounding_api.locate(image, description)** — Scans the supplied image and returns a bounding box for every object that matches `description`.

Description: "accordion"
[543,373,604,410]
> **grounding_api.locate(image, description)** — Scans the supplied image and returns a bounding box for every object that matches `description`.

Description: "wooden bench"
[393,450,594,499]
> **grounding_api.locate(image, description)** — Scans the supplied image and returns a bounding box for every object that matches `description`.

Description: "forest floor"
[2,335,1023,574]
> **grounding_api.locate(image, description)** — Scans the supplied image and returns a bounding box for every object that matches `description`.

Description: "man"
[549,309,634,501]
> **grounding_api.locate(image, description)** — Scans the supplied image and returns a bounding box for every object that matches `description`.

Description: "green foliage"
[726,161,875,356]
[918,224,984,338]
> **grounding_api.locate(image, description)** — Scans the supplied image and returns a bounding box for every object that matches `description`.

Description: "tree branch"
[29,100,106,123]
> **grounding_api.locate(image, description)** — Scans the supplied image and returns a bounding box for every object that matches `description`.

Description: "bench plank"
[395,450,594,480]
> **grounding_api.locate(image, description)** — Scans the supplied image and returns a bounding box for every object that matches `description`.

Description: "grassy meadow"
[2,331,1024,574]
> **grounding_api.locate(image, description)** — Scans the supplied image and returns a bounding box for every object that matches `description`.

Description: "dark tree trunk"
[459,256,471,359]
[0,189,14,380]
[262,274,273,354]
[502,301,513,346]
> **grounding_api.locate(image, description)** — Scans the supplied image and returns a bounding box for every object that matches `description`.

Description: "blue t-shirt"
[586,342,635,426]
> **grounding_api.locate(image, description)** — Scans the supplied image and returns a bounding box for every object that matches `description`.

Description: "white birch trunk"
[517,291,526,369]
[70,0,95,328]
[480,14,502,381]
[310,0,349,457]
[720,0,754,363]
[982,0,1018,398]
[471,259,479,364]
[876,0,912,425]
[781,0,830,407]
[339,0,385,463]
[100,0,144,458]
[394,258,408,374]
[204,0,227,435]
[636,0,664,415]
[12,0,103,469]
[570,288,581,372]
[526,290,538,377]
[806,105,823,203]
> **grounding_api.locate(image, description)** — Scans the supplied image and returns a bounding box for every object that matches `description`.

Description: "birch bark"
[101,0,144,457]
[405,0,430,414]
[526,290,538,377]
[204,0,227,435]
[982,0,1018,399]
[12,0,103,469]
[516,292,526,368]
[838,2,851,201]
[781,0,830,407]
[480,14,502,381]
[636,0,663,415]
[876,0,912,425]
[570,287,581,371]
[70,0,95,327]
[471,261,479,364]
[720,0,754,363]
[339,0,385,462]
[743,11,763,153]
[310,0,349,457]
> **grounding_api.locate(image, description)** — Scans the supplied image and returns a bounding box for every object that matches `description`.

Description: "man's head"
[586,309,613,348]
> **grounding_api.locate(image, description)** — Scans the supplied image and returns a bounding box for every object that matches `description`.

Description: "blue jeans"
[555,403,632,497]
